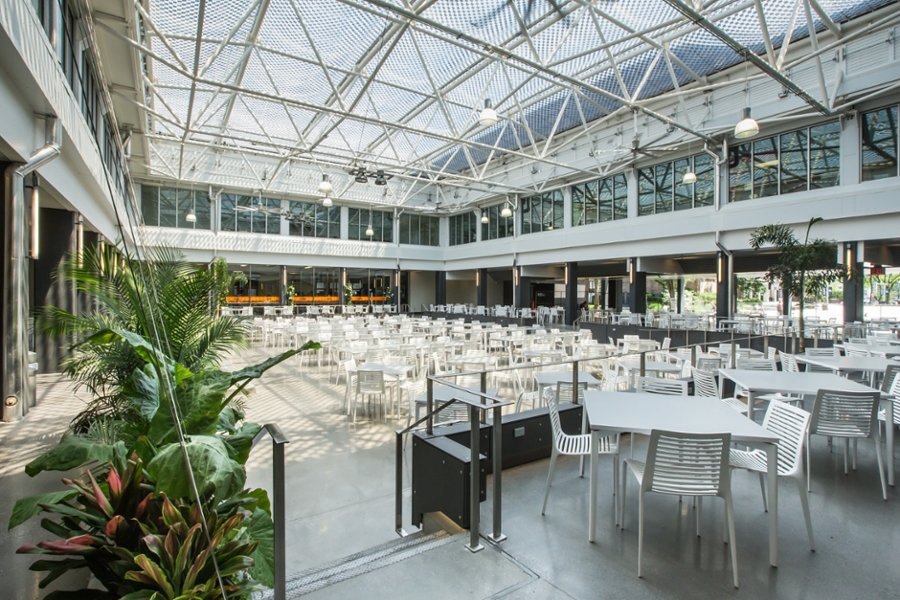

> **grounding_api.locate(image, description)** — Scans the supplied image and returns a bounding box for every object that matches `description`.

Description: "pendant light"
[185,207,197,222]
[479,98,499,127]
[322,196,333,207]
[682,171,697,184]
[481,210,489,224]
[734,107,759,139]
[500,203,512,218]
[318,174,333,194]
[365,210,374,237]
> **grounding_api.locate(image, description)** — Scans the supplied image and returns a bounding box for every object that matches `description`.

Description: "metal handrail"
[395,379,512,553]
[252,424,288,600]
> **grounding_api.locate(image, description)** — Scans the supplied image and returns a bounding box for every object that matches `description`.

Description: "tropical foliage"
[750,218,846,344]
[39,246,248,433]
[9,328,319,598]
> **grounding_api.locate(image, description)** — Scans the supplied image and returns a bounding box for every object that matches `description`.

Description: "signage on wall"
[869,266,886,275]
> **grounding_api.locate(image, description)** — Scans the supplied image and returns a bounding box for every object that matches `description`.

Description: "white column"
[564,185,573,228]
[840,113,860,187]
[340,206,349,239]
[626,167,638,218]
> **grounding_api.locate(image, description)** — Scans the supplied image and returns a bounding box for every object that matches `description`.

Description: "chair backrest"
[643,430,731,497]
[695,356,722,371]
[766,347,777,360]
[661,337,671,349]
[555,381,588,404]
[761,401,811,476]
[845,348,870,357]
[780,353,800,373]
[636,377,688,396]
[691,368,720,399]
[357,370,385,393]
[805,347,839,357]
[736,358,777,371]
[882,363,900,394]
[810,389,880,439]
[366,348,385,362]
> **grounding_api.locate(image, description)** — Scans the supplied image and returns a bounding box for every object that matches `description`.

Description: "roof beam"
[660,0,832,115]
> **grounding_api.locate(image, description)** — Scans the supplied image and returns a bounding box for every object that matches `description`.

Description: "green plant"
[39,247,248,434]
[384,286,393,306]
[343,284,354,306]
[750,218,846,347]
[285,285,295,306]
[10,329,320,598]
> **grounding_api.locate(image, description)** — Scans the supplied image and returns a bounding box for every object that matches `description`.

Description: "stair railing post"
[467,403,484,553]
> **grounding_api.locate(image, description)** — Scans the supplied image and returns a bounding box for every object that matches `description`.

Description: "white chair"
[877,365,900,433]
[807,389,887,500]
[542,391,618,515]
[622,430,738,588]
[692,368,747,414]
[636,377,688,396]
[354,370,388,423]
[729,401,815,551]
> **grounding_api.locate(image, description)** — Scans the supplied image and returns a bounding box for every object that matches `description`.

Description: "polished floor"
[3,347,899,599]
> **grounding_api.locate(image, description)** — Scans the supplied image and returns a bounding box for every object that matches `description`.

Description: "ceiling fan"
[348,165,394,186]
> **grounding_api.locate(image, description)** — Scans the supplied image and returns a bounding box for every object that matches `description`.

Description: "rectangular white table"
[796,355,895,384]
[719,369,895,486]
[584,391,781,566]
[836,343,900,357]
[533,371,600,396]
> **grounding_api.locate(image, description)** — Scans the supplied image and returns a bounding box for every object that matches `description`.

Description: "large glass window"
[729,122,840,200]
[481,204,514,240]
[348,208,393,242]
[287,201,340,238]
[638,154,714,215]
[572,174,627,225]
[861,106,898,182]
[399,213,440,246]
[520,190,564,234]
[140,185,211,230]
[449,212,477,245]
[220,194,280,234]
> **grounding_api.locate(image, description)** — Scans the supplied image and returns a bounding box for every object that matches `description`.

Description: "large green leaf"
[223,422,262,465]
[228,347,308,384]
[8,491,79,530]
[147,437,245,503]
[147,371,232,445]
[217,406,244,434]
[25,436,121,477]
[247,508,275,588]
[82,329,193,385]
[123,364,160,420]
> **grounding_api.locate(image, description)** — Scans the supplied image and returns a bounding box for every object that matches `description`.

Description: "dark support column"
[716,251,732,324]
[33,208,76,374]
[435,271,447,306]
[564,262,578,325]
[476,267,488,307]
[607,279,622,311]
[677,278,685,313]
[279,266,287,305]
[629,271,647,314]
[843,242,864,323]
[599,279,607,310]
[516,274,532,311]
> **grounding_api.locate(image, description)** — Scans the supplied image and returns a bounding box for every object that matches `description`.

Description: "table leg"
[589,430,599,543]
[765,444,778,567]
[886,399,895,487]
[748,390,756,422]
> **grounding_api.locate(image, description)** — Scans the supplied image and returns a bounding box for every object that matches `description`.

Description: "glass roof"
[138,0,894,201]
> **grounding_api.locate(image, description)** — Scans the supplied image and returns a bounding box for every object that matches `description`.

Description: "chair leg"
[852,438,858,470]
[725,493,739,588]
[806,433,812,492]
[696,496,702,537]
[541,449,559,515]
[843,438,850,474]
[637,492,644,578]
[795,475,815,551]
[874,435,888,501]
[620,466,627,529]
[758,473,768,512]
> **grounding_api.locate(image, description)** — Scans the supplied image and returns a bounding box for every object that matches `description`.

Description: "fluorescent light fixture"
[479,98,499,127]
[318,174,333,194]
[734,107,759,139]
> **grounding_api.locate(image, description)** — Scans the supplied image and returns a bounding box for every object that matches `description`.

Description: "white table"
[584,391,781,566]
[615,357,683,383]
[533,371,600,397]
[836,343,900,357]
[719,369,895,486]
[796,355,895,384]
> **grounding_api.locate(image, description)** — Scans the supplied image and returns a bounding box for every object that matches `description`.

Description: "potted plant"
[285,284,295,306]
[343,283,354,306]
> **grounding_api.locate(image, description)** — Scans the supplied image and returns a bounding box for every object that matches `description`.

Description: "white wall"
[486,274,505,306]
[447,280,477,305]
[409,271,435,311]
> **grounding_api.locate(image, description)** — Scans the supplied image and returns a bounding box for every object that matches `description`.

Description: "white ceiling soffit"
[109,0,897,207]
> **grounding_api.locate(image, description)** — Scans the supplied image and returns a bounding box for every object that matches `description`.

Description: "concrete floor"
[4,347,900,599]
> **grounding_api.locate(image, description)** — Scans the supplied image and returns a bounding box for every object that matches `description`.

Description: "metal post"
[467,404,483,553]
[730,331,736,369]
[480,371,487,424]
[426,377,434,435]
[792,330,798,354]
[488,403,506,543]
[763,335,769,358]
[639,351,646,378]
[272,438,286,600]
[814,327,819,348]
[690,344,697,368]
[395,431,404,534]
[572,360,580,404]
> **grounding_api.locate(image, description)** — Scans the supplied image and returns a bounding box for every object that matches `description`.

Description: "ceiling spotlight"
[185,207,197,222]
[500,203,512,218]
[354,167,368,184]
[479,98,499,127]
[481,211,489,224]
[374,170,388,186]
[322,196,333,207]
[682,171,697,184]
[318,174,333,194]
[734,107,759,139]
